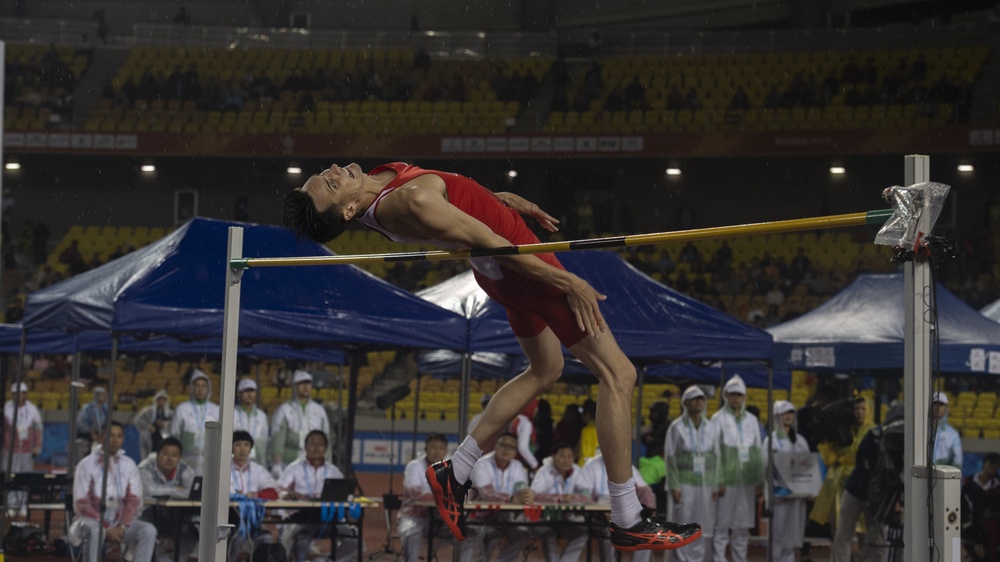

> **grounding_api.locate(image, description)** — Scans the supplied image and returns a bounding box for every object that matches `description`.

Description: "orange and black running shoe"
[609,508,702,551]
[425,459,470,541]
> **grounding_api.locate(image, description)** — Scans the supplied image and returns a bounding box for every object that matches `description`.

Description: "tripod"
[371,386,410,560]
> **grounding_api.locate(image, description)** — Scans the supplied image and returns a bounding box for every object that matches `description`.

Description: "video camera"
[811,398,858,448]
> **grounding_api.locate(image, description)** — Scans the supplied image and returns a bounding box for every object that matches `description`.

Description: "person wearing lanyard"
[460,432,531,562]
[170,369,219,476]
[529,442,592,562]
[278,430,359,562]
[271,370,331,478]
[399,433,449,562]
[3,381,43,517]
[665,385,722,562]
[137,437,197,562]
[577,451,656,562]
[234,377,271,469]
[69,421,158,562]
[133,389,174,461]
[76,385,108,454]
[763,400,811,562]
[711,374,764,562]
[229,430,279,562]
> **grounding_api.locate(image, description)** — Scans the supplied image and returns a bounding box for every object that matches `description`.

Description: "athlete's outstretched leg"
[569,331,702,552]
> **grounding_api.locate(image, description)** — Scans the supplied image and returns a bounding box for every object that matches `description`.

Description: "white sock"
[608,478,643,529]
[450,436,482,484]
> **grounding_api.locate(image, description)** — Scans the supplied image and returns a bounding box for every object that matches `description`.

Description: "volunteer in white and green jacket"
[270,370,330,475]
[233,378,270,468]
[762,400,810,562]
[665,385,721,562]
[931,392,963,469]
[710,374,764,562]
[169,369,219,476]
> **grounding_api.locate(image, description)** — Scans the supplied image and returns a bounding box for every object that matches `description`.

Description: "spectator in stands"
[460,432,532,562]
[137,437,197,562]
[70,421,158,562]
[399,433,449,562]
[31,220,49,266]
[270,370,330,476]
[666,85,684,111]
[578,399,598,464]
[624,75,646,111]
[763,400,811,562]
[639,401,669,510]
[133,389,173,460]
[228,430,278,562]
[511,398,540,471]
[729,87,750,111]
[931,391,963,468]
[468,393,491,436]
[712,374,765,562]
[962,452,999,562]
[59,239,86,275]
[170,369,219,476]
[577,449,655,562]
[665,385,720,562]
[3,382,43,517]
[530,442,591,562]
[93,9,109,44]
[172,6,190,25]
[76,385,108,453]
[412,47,431,72]
[278,429,358,562]
[233,377,270,468]
[810,395,874,539]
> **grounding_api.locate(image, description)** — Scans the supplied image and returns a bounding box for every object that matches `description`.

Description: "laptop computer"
[188,476,203,501]
[320,478,357,502]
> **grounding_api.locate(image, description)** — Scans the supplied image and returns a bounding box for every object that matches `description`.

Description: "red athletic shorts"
[472,257,588,349]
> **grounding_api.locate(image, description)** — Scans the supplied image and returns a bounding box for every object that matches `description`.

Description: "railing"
[0,16,993,58]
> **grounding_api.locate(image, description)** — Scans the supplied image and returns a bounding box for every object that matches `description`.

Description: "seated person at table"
[229,430,279,562]
[459,432,532,562]
[138,437,197,562]
[399,433,449,562]
[530,441,592,562]
[277,430,359,562]
[70,421,158,562]
[577,450,656,562]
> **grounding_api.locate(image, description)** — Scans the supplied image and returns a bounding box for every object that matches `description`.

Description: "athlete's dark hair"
[282,188,346,243]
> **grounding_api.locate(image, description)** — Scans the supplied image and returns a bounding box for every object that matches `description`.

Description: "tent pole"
[97,336,119,556]
[766,363,774,562]
[344,351,362,474]
[411,373,421,463]
[199,226,243,561]
[719,365,726,409]
[458,353,471,439]
[67,350,81,477]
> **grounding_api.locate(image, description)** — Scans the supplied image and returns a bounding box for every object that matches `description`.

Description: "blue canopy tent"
[18,217,466,478]
[769,273,1000,373]
[980,298,1000,326]
[417,251,777,438]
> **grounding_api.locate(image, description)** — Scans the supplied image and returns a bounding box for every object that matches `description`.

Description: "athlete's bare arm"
[493,191,560,233]
[374,176,606,336]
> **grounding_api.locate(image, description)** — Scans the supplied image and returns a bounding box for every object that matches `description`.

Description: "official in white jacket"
[665,385,721,562]
[170,369,219,475]
[233,378,271,468]
[70,421,157,562]
[137,436,197,562]
[3,382,43,516]
[398,433,449,562]
[529,442,592,562]
[270,370,330,475]
[762,400,811,562]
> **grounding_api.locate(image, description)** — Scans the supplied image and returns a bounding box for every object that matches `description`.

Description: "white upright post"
[199,226,243,561]
[903,155,932,562]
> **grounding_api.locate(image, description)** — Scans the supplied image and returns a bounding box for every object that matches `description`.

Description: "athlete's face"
[302,163,365,218]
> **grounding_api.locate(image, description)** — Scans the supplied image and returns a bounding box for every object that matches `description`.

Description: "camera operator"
[809,395,875,537]
[831,404,904,562]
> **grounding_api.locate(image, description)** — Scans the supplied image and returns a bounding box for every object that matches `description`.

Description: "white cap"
[292,370,313,385]
[11,382,28,393]
[773,400,795,417]
[723,374,747,396]
[681,385,705,402]
[932,391,948,405]
[93,386,107,394]
[237,378,257,392]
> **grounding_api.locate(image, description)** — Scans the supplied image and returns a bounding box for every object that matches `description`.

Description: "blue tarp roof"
[0,324,346,362]
[418,251,774,360]
[769,273,1000,373]
[22,218,466,350]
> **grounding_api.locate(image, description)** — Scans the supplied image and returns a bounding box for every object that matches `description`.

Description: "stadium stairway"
[970,34,1000,124]
[71,46,130,128]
